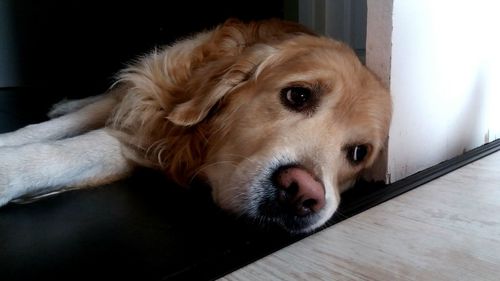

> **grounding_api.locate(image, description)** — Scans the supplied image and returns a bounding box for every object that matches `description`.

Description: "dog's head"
[159,22,392,234]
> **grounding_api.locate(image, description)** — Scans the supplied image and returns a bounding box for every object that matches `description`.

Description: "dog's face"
[169,35,391,233]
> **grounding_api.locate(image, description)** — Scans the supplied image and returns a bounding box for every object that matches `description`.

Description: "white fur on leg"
[48,94,109,118]
[0,94,117,148]
[0,129,134,207]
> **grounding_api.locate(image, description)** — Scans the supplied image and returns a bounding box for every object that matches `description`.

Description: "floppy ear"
[166,45,277,126]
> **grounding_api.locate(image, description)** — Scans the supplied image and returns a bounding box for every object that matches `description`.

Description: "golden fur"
[104,18,391,232]
[108,19,315,184]
[0,19,391,233]
[109,18,389,179]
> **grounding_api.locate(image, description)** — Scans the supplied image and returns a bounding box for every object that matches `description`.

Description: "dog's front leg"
[0,129,134,207]
[0,94,118,147]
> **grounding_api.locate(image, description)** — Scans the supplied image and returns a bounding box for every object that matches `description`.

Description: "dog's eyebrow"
[284,80,330,94]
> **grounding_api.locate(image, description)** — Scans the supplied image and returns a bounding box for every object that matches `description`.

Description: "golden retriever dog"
[0,19,391,233]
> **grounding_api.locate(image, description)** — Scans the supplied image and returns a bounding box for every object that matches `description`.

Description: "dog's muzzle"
[257,164,326,233]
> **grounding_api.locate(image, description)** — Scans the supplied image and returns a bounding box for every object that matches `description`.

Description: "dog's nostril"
[302,198,317,209]
[273,166,326,217]
[287,181,299,195]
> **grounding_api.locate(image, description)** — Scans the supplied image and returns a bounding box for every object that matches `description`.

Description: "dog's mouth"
[245,163,332,234]
[255,201,325,234]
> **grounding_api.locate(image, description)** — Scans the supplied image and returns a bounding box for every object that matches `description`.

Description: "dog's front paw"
[48,98,72,118]
[0,195,11,208]
[0,130,34,148]
[0,152,21,207]
[48,95,104,118]
[0,175,13,208]
[0,132,12,147]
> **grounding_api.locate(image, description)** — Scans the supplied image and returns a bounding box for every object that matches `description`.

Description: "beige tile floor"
[220,151,500,281]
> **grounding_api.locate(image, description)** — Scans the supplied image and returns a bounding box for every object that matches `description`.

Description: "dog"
[0,19,391,234]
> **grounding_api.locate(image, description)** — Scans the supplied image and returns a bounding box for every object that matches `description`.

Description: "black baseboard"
[329,138,500,226]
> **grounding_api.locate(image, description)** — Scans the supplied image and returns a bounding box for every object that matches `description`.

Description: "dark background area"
[0,0,293,137]
[0,0,295,95]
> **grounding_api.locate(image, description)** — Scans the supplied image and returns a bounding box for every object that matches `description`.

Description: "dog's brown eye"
[280,87,314,112]
[346,145,369,165]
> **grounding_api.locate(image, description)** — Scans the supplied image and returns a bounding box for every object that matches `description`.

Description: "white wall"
[301,1,500,183]
[384,0,500,182]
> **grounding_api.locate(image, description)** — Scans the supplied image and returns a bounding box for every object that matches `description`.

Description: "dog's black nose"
[272,166,325,216]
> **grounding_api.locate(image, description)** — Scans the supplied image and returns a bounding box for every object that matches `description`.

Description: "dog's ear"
[167,45,277,126]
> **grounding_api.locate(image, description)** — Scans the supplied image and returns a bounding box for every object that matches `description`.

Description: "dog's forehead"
[259,45,383,101]
[276,37,360,69]
[276,39,389,102]
[259,39,366,89]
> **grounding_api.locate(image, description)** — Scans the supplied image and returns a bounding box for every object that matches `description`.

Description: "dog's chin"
[213,187,330,234]
[209,153,339,234]
[250,209,330,234]
[247,187,336,234]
